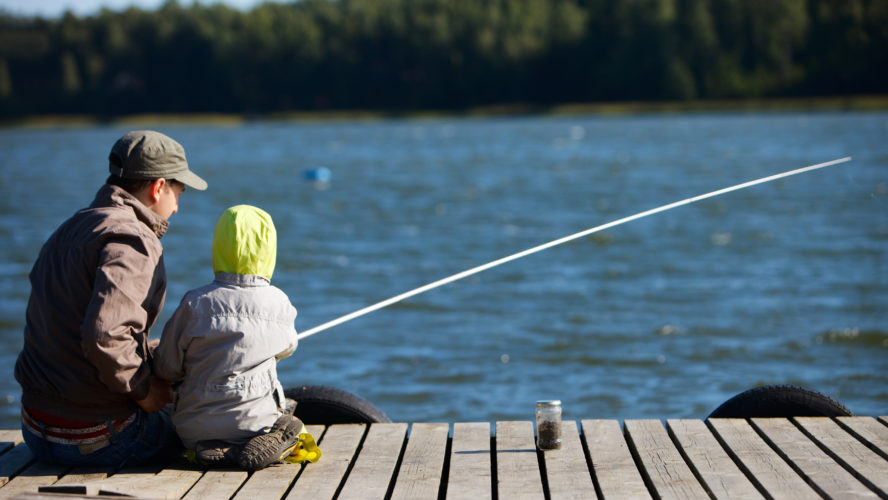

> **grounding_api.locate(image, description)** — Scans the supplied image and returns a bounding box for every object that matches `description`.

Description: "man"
[15,130,207,466]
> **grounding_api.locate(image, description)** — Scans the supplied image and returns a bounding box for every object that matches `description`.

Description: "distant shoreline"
[4,95,887,129]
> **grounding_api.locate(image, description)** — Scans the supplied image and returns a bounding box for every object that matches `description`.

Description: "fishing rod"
[296,156,852,341]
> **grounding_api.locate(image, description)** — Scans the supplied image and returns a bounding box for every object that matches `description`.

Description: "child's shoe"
[237,415,305,470]
[194,440,243,468]
[282,397,297,416]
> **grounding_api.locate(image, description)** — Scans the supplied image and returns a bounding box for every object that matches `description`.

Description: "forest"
[0,0,885,119]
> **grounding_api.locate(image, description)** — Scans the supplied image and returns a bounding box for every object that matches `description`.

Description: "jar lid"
[536,400,562,407]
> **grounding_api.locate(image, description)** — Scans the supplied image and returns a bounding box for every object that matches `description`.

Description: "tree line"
[0,0,885,119]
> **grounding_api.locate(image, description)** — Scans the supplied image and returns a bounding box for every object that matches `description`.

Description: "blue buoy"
[303,167,332,183]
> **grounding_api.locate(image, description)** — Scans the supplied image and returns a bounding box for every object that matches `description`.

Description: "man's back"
[16,184,167,421]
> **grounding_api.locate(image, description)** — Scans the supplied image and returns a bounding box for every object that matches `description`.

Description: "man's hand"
[135,376,174,413]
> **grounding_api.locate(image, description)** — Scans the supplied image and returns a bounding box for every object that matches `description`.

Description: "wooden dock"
[2,416,887,499]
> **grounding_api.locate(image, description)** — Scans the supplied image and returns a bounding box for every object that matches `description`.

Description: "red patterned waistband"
[21,407,136,446]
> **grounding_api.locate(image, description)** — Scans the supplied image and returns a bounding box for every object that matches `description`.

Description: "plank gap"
[446,422,492,500]
[667,419,763,500]
[494,421,544,499]
[578,423,604,500]
[748,419,833,499]
[182,469,249,500]
[277,424,319,499]
[621,420,658,499]
[489,432,497,500]
[664,421,714,498]
[704,419,772,499]
[438,426,452,500]
[834,417,888,461]
[792,417,888,497]
[534,442,550,499]
[789,417,873,489]
[384,424,411,500]
[231,470,252,499]
[337,423,407,500]
[581,419,649,499]
[172,469,203,500]
[271,425,327,500]
[330,424,370,500]
[286,424,365,500]
[624,419,708,499]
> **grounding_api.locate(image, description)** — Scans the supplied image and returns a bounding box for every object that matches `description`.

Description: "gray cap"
[109,130,208,191]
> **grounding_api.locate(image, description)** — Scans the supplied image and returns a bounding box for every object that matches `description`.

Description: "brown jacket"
[15,184,169,421]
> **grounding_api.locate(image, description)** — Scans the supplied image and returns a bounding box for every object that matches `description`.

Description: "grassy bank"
[4,95,888,129]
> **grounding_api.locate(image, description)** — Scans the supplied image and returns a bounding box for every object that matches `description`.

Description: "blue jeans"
[22,409,181,468]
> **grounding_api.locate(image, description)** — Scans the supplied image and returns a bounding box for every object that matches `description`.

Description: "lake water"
[1,111,886,428]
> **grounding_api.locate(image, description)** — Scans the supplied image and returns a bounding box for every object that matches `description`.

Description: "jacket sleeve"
[153,297,193,383]
[80,234,160,401]
[274,303,299,361]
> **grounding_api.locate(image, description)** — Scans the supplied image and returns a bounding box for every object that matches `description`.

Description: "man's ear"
[148,178,167,203]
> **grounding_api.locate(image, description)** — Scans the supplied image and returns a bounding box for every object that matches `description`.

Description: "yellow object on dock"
[284,432,321,464]
[2,416,887,499]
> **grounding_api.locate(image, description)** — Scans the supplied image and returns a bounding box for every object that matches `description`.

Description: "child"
[154,205,303,469]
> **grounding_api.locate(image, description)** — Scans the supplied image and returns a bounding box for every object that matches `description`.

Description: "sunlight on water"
[0,111,886,426]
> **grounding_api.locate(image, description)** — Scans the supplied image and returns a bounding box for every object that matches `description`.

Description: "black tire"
[708,385,852,419]
[284,385,391,425]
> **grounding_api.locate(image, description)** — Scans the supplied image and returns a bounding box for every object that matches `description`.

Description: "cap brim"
[173,169,208,191]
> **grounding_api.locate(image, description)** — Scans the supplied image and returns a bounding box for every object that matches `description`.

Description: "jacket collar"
[91,184,170,238]
[214,272,271,287]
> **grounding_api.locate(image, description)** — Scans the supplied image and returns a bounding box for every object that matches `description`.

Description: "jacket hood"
[212,205,277,280]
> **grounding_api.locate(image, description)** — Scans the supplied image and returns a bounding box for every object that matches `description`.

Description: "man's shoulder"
[46,202,132,245]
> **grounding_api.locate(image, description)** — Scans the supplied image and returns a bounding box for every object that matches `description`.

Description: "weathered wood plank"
[135,463,205,499]
[0,444,34,487]
[234,424,327,500]
[795,416,888,496]
[581,419,650,499]
[337,423,408,500]
[0,432,22,455]
[390,423,448,500]
[446,422,491,500]
[836,416,888,459]
[86,463,201,499]
[45,464,161,497]
[708,418,817,499]
[182,469,248,500]
[3,418,887,500]
[540,420,597,500]
[624,419,708,500]
[752,418,878,499]
[34,465,115,498]
[495,420,544,500]
[11,494,119,500]
[86,465,163,495]
[51,466,113,486]
[286,424,365,500]
[666,419,763,500]
[0,460,69,498]
[231,462,300,499]
[878,416,887,426]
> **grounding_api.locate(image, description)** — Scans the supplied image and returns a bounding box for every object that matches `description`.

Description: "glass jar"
[535,400,562,450]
